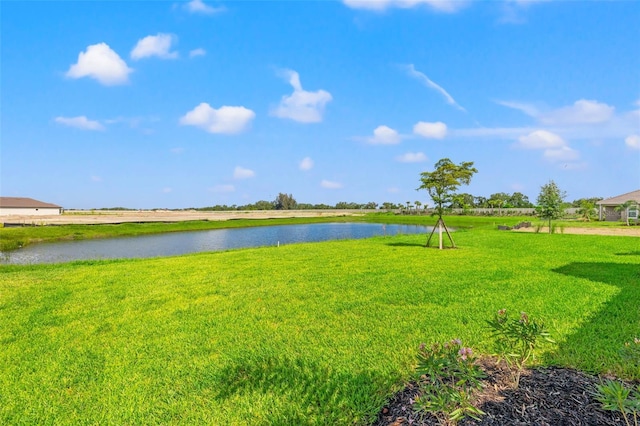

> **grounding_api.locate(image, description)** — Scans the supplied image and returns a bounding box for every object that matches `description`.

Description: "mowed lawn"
[1,230,638,425]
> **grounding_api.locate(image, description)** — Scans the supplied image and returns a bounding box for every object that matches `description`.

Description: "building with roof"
[0,197,63,216]
[597,190,640,221]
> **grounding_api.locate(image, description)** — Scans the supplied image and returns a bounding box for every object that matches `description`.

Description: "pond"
[0,222,432,265]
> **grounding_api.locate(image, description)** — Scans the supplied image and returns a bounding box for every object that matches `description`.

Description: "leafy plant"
[486,309,554,386]
[414,339,486,425]
[593,379,640,426]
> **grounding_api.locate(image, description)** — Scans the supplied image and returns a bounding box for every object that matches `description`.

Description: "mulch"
[373,358,636,425]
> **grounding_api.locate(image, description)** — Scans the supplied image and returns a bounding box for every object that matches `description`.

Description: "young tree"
[536,180,566,233]
[418,158,478,248]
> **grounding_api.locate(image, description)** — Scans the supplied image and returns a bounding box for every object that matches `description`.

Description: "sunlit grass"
[1,230,638,424]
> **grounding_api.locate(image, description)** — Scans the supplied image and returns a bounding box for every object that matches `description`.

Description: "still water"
[1,222,431,265]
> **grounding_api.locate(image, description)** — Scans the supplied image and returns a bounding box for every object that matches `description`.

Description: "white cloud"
[343,0,466,13]
[451,126,534,139]
[403,64,465,111]
[91,175,103,182]
[55,116,105,131]
[495,100,539,117]
[179,103,255,134]
[517,130,565,149]
[396,152,427,163]
[233,166,255,179]
[321,180,343,189]
[387,186,400,193]
[131,33,178,60]
[162,187,172,193]
[539,99,614,126]
[497,99,615,127]
[170,147,184,154]
[189,48,206,58]
[299,157,314,171]
[413,121,447,139]
[368,125,401,144]
[499,0,544,24]
[271,69,332,123]
[543,146,579,162]
[517,130,581,163]
[626,135,640,150]
[66,43,132,86]
[186,0,224,14]
[210,184,235,193]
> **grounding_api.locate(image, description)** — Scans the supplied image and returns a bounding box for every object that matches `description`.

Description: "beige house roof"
[597,190,640,206]
[0,197,62,209]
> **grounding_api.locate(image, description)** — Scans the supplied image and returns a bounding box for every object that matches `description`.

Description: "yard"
[1,228,638,424]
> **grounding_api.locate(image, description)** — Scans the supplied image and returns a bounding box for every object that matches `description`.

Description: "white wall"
[0,207,61,216]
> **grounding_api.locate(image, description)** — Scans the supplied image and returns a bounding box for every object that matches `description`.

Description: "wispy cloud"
[55,116,105,131]
[494,100,540,117]
[66,43,132,86]
[403,64,465,112]
[343,0,466,13]
[185,0,225,15]
[321,180,343,189]
[233,166,255,179]
[299,157,314,171]
[189,48,206,58]
[210,184,235,193]
[539,99,614,126]
[396,152,427,163]
[500,0,551,24]
[626,135,640,150]
[271,69,332,123]
[496,99,615,125]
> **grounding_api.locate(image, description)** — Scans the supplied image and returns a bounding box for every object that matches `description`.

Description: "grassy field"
[1,228,638,425]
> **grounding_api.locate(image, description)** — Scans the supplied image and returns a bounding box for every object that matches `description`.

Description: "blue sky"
[2,0,639,209]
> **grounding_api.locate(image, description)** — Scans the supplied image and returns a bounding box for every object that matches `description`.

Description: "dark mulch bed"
[374,359,635,425]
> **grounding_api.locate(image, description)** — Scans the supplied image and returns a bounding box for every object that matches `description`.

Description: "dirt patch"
[1,210,364,226]
[374,358,634,425]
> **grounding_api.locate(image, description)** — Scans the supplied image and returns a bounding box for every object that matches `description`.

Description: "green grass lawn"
[1,229,638,424]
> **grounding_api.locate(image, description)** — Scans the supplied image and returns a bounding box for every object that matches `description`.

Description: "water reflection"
[1,222,431,265]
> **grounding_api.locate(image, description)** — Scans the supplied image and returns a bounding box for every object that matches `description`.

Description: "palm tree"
[415,201,422,215]
[577,200,596,222]
[615,200,638,226]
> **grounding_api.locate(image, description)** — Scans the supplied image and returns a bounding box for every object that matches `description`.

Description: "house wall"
[0,207,62,216]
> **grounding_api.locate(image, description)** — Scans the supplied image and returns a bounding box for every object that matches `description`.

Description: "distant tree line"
[88,192,601,213]
[191,193,386,211]
[184,191,602,213]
